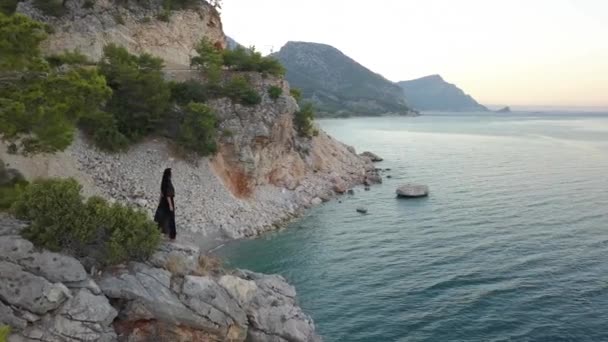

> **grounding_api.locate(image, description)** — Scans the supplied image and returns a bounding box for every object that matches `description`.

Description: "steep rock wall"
[17,0,225,67]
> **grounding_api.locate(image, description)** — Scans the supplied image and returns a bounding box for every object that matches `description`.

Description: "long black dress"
[154,182,176,239]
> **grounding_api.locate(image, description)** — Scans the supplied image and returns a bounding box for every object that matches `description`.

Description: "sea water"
[216,112,608,342]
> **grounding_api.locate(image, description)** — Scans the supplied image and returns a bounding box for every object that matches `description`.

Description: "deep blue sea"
[216,112,608,342]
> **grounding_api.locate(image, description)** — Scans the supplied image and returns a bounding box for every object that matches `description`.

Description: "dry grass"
[194,255,224,277]
[164,253,224,277]
[165,254,189,276]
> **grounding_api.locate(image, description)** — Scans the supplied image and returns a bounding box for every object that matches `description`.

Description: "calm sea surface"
[216,112,608,342]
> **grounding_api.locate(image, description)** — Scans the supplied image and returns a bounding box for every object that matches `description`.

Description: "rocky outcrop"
[0,216,321,341]
[0,216,118,342]
[497,106,511,113]
[17,0,225,67]
[359,151,383,162]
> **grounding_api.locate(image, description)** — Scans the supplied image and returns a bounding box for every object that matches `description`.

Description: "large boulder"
[0,261,70,315]
[18,289,118,342]
[98,262,245,341]
[396,184,429,198]
[359,151,383,162]
[234,270,321,342]
[0,236,87,284]
[149,241,202,276]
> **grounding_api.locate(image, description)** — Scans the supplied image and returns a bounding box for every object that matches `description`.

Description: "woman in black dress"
[154,168,176,240]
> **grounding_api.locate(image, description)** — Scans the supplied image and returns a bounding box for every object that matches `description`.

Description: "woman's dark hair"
[161,168,172,194]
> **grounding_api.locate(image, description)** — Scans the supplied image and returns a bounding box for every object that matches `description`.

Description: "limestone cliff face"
[17,0,225,66]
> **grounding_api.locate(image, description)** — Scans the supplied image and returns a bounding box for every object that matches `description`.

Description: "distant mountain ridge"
[271,41,414,117]
[398,75,488,112]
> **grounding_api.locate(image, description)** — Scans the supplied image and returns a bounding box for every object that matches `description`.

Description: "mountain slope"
[272,41,413,117]
[398,75,488,112]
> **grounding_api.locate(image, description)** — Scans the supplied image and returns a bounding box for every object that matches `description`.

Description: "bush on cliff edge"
[295,102,316,137]
[176,102,218,157]
[13,178,160,265]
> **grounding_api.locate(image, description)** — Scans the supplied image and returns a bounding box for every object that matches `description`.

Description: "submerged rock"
[396,184,429,198]
[356,207,368,214]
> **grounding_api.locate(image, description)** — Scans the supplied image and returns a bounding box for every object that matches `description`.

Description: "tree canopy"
[0,13,111,154]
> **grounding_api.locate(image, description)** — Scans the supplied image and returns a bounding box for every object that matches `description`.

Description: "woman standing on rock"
[154,168,176,240]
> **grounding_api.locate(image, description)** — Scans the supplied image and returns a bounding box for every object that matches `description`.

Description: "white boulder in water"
[396,184,429,198]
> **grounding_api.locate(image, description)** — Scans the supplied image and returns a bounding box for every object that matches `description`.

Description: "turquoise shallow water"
[216,113,608,342]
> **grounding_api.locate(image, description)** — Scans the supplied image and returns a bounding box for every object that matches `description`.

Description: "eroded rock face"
[97,242,321,342]
[235,270,321,342]
[17,0,225,67]
[0,219,118,342]
[1,218,322,342]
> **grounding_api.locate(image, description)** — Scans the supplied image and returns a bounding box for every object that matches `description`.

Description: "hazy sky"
[221,0,608,107]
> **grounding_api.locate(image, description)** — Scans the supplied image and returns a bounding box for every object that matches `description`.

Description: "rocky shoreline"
[0,214,321,341]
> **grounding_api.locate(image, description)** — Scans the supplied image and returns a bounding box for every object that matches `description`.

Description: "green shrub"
[0,13,48,71]
[0,325,11,342]
[295,102,315,137]
[268,85,282,100]
[156,9,170,22]
[141,16,151,23]
[79,111,129,152]
[113,12,125,25]
[162,0,199,10]
[0,159,27,210]
[33,0,66,17]
[290,88,302,102]
[176,102,217,156]
[83,0,95,9]
[170,80,209,105]
[190,38,223,84]
[0,182,26,210]
[15,179,93,252]
[1,67,112,154]
[257,54,285,76]
[14,179,160,265]
[46,50,91,67]
[103,201,160,264]
[99,44,171,142]
[222,46,285,76]
[0,0,19,15]
[0,15,111,154]
[223,76,261,106]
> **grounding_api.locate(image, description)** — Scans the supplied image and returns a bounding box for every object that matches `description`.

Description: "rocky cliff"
[4,0,380,243]
[17,0,226,67]
[397,75,488,112]
[0,71,379,243]
[272,41,414,117]
[0,215,320,341]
